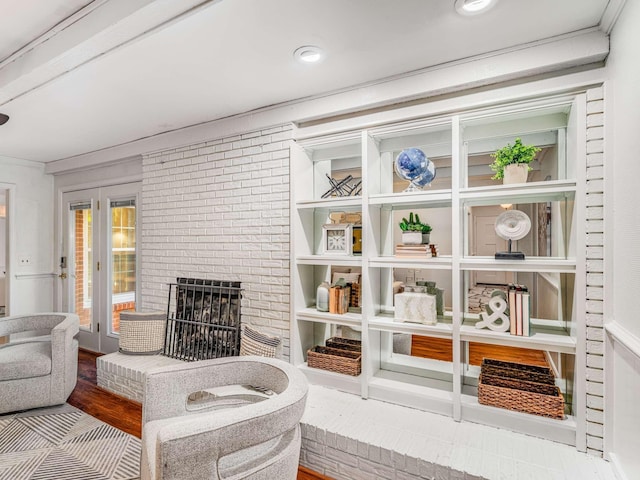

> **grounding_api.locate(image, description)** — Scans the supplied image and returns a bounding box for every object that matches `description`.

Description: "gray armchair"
[141,356,308,480]
[0,313,79,414]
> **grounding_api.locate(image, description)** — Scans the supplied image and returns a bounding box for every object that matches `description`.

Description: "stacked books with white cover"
[508,284,531,336]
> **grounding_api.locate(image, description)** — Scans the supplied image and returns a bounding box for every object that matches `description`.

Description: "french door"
[61,183,141,353]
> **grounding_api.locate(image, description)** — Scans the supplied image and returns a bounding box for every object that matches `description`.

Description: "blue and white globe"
[394,148,436,192]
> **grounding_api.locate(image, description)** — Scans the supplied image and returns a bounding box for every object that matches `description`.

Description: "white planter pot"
[402,231,422,245]
[503,164,529,185]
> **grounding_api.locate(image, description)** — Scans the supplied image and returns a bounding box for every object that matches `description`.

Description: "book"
[522,290,530,336]
[508,284,517,335]
[515,285,523,336]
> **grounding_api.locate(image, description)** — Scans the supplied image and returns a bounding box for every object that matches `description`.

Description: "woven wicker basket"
[325,337,361,352]
[307,345,361,376]
[119,311,166,355]
[478,374,564,419]
[481,358,555,385]
[478,358,564,419]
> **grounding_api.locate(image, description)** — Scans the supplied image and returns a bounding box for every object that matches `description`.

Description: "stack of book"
[394,244,433,257]
[508,284,531,336]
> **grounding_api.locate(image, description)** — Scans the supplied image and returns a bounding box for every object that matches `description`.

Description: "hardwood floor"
[69,349,331,480]
[411,336,549,367]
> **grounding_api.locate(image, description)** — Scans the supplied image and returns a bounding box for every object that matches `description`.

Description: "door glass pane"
[110,201,136,334]
[71,204,92,330]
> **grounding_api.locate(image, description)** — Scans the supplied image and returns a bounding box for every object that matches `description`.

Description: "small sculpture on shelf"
[394,147,436,192]
[321,174,362,198]
[494,210,531,260]
[475,290,510,332]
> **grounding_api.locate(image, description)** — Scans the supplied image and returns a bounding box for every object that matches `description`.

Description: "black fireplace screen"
[163,278,242,361]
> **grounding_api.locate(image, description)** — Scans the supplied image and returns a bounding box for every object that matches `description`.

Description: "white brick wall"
[140,124,293,358]
[584,86,604,456]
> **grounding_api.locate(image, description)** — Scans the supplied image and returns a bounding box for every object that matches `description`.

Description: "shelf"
[296,307,362,328]
[369,255,452,269]
[460,394,577,446]
[296,197,362,210]
[460,323,576,353]
[459,179,576,206]
[297,363,361,395]
[369,314,453,339]
[460,256,575,273]
[369,190,452,209]
[296,255,363,267]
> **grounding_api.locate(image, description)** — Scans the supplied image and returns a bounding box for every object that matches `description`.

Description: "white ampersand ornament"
[475,295,510,332]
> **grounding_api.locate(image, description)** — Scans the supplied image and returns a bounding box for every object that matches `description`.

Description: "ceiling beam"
[0,0,221,107]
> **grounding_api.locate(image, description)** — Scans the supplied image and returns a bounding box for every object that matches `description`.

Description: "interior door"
[471,206,510,286]
[61,183,140,353]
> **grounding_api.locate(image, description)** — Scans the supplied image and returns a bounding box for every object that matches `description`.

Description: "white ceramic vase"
[503,164,529,184]
[402,231,422,245]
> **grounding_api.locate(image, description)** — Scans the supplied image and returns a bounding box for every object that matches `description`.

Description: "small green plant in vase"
[489,137,541,184]
[399,212,432,244]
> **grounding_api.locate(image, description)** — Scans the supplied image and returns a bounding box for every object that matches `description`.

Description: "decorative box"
[394,291,437,325]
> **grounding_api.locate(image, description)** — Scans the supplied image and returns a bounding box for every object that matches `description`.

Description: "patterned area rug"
[0,404,140,480]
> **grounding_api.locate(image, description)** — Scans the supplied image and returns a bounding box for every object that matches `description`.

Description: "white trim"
[0,183,15,316]
[600,0,628,35]
[605,323,640,360]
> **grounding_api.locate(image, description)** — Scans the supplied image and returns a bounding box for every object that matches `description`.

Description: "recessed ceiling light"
[455,0,497,15]
[293,46,323,64]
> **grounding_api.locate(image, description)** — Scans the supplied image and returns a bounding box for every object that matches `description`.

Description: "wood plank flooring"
[411,336,548,367]
[68,349,331,480]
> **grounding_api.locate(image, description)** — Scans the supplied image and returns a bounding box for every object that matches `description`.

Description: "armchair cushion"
[0,341,51,380]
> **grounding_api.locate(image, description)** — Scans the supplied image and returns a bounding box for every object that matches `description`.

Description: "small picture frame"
[352,226,363,255]
[322,223,353,255]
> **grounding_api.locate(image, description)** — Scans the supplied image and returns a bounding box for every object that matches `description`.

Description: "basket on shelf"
[307,345,361,376]
[325,336,361,352]
[478,358,564,420]
[481,358,556,385]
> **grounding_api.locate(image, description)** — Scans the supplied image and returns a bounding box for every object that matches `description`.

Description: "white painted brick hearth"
[140,124,293,359]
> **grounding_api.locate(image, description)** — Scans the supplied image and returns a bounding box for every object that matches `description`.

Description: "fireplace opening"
[163,277,242,361]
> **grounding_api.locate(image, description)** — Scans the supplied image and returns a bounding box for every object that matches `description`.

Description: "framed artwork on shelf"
[322,223,353,255]
[352,226,363,255]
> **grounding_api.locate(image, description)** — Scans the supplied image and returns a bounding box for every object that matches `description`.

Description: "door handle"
[58,272,67,279]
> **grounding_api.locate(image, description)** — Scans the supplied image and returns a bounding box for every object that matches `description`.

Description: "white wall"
[605,0,640,475]
[0,157,55,314]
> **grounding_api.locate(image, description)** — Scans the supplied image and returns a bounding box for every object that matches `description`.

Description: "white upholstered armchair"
[141,356,308,480]
[0,313,79,414]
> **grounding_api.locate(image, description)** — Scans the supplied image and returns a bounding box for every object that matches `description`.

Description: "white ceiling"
[0,0,615,164]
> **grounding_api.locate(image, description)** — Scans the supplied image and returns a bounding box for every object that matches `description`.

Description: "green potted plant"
[489,137,541,184]
[399,212,432,244]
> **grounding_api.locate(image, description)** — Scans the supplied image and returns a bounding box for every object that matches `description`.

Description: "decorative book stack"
[394,244,436,257]
[507,284,531,336]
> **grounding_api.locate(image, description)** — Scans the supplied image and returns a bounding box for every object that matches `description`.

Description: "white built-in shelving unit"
[291,93,586,446]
